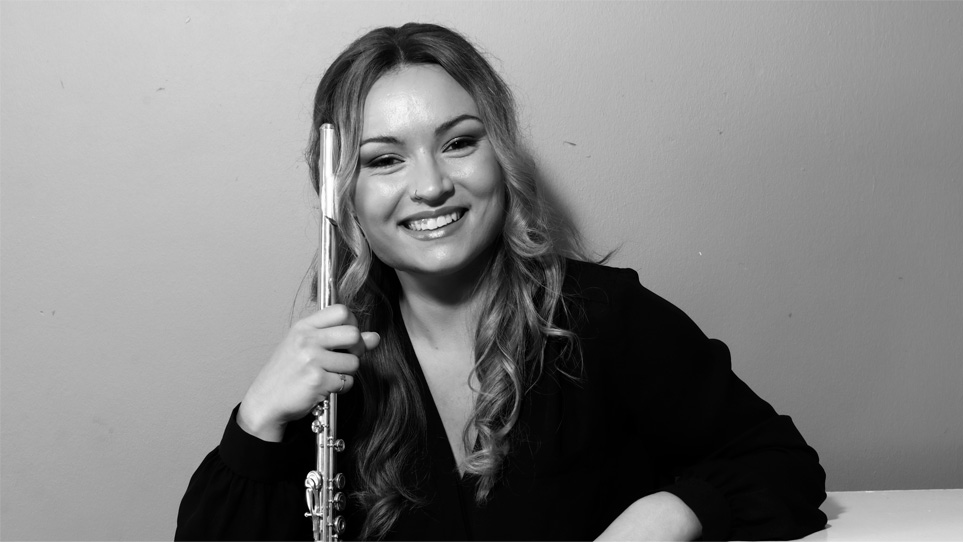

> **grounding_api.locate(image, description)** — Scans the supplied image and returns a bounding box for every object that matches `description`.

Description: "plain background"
[1,1,960,539]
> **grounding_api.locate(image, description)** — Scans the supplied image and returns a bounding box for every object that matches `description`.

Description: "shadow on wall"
[535,166,614,262]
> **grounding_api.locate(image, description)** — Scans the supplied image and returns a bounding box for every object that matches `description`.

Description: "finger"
[321,373,354,398]
[362,331,381,351]
[313,350,360,375]
[313,325,366,356]
[335,330,379,358]
[300,304,357,330]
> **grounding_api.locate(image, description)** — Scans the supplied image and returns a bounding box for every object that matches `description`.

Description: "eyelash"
[365,156,401,169]
[362,136,479,169]
[444,136,478,152]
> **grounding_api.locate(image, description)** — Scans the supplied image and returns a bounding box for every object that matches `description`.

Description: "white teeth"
[406,211,463,231]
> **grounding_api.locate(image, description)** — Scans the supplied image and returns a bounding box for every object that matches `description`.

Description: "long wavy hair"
[306,23,579,540]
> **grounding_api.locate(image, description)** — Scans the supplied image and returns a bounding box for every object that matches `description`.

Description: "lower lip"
[402,214,466,240]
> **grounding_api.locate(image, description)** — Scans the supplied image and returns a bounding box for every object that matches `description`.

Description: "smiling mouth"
[403,210,465,232]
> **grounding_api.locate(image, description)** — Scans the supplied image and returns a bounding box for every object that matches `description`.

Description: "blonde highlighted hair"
[306,23,579,540]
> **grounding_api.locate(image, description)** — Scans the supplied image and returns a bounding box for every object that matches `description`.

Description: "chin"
[385,243,500,281]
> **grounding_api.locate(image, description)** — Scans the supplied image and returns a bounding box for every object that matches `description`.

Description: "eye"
[443,137,478,154]
[363,155,402,170]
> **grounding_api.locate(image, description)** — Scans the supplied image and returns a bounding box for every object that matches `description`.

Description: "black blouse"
[176,260,827,540]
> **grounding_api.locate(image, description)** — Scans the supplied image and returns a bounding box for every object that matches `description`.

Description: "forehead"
[362,64,478,137]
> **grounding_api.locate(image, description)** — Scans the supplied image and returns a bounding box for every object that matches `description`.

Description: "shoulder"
[562,259,688,320]
[562,258,639,293]
[560,258,708,345]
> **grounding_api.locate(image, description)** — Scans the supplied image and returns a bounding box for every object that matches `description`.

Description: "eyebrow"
[360,114,483,147]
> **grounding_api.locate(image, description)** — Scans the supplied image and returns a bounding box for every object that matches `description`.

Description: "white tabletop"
[798,489,962,541]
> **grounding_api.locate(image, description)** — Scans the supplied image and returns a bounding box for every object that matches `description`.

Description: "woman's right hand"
[236,304,380,442]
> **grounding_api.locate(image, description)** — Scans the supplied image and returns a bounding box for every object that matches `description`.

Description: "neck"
[396,255,494,350]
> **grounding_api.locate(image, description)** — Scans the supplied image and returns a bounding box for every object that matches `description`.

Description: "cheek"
[456,152,505,199]
[353,177,401,228]
[476,177,507,245]
[482,163,507,213]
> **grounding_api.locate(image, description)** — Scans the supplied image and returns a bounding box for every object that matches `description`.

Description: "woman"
[176,23,827,541]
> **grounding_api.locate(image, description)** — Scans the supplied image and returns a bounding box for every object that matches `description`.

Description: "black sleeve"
[174,405,314,541]
[605,267,827,541]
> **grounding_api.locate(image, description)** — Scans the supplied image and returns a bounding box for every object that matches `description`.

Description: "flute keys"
[332,438,345,452]
[333,473,346,489]
[332,491,346,511]
[333,516,346,534]
[305,471,322,490]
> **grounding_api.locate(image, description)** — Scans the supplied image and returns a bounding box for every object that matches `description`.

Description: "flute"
[305,123,346,541]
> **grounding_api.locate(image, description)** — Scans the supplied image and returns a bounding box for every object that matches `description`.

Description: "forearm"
[596,492,702,541]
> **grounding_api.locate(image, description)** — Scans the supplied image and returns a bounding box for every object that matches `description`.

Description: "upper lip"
[399,206,467,225]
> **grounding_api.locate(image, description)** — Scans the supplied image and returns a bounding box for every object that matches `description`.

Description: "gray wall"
[1,1,960,539]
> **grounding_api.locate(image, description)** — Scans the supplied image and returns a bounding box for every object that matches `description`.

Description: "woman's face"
[354,64,505,282]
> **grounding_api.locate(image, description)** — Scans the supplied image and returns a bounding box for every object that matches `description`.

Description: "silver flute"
[305,123,347,541]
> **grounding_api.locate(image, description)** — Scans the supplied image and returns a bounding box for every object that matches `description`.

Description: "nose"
[410,153,454,203]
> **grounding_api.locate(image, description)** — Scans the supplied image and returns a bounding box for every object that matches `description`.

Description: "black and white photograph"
[1,2,960,540]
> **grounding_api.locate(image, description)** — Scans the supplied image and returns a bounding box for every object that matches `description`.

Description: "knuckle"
[304,353,323,370]
[293,333,312,350]
[305,365,326,387]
